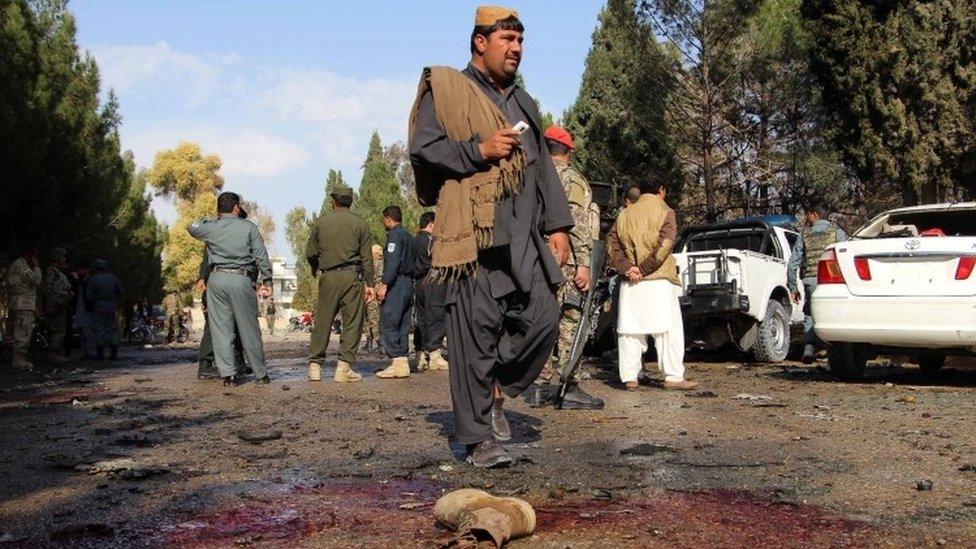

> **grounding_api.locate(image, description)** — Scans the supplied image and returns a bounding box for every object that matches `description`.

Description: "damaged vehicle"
[811,203,976,380]
[673,216,805,362]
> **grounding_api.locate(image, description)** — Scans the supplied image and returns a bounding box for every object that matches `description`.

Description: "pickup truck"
[673,216,805,362]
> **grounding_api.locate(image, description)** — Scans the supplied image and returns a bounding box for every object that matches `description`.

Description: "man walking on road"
[196,249,248,380]
[188,192,272,386]
[537,126,603,410]
[264,297,277,336]
[608,176,697,391]
[788,204,847,363]
[162,291,180,343]
[375,205,418,379]
[305,186,375,383]
[86,259,123,361]
[5,247,42,370]
[408,6,574,467]
[413,211,448,372]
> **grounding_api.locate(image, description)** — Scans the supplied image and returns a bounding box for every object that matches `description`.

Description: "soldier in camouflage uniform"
[539,126,604,410]
[5,247,42,370]
[363,244,383,352]
[787,204,847,364]
[43,248,74,362]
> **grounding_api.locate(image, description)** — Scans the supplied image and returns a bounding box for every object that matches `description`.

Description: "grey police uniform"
[188,214,273,379]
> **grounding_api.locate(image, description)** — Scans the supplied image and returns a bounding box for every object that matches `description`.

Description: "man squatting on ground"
[607,175,699,391]
[408,6,575,467]
[375,205,419,379]
[188,192,272,386]
[305,185,375,383]
[413,211,449,372]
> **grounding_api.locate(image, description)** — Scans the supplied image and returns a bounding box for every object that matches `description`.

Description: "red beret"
[543,125,574,149]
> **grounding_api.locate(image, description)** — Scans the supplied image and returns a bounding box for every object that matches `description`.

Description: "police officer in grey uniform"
[188,192,273,385]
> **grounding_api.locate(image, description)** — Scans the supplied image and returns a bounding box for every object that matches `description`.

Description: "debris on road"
[916,479,934,491]
[237,430,283,443]
[732,393,772,401]
[620,443,676,456]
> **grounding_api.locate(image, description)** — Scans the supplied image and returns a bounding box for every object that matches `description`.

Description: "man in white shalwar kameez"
[607,177,699,391]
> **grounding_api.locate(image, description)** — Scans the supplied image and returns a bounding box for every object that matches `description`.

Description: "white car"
[811,203,976,379]
[674,216,806,363]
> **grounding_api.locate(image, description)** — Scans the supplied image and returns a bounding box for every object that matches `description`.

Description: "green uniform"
[541,160,594,384]
[161,292,180,342]
[306,208,374,365]
[188,214,273,379]
[265,299,277,335]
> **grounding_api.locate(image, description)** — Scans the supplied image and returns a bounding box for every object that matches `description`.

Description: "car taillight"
[817,249,845,284]
[853,257,872,280]
[955,257,976,280]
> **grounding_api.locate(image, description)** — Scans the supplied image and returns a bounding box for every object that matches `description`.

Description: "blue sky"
[72,1,605,258]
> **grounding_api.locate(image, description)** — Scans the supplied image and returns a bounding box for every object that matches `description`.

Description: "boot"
[375,356,410,379]
[415,351,429,372]
[307,362,322,382]
[558,384,605,410]
[427,348,449,371]
[433,488,535,546]
[334,361,362,382]
[109,346,118,361]
[491,399,511,442]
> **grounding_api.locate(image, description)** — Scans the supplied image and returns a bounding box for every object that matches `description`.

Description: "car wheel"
[917,353,946,374]
[828,343,867,380]
[751,300,790,363]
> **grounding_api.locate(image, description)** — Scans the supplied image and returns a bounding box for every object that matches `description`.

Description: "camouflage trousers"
[364,301,380,348]
[538,280,583,385]
[48,309,67,355]
[9,310,34,368]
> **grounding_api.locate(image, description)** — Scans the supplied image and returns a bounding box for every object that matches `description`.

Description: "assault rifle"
[555,239,607,408]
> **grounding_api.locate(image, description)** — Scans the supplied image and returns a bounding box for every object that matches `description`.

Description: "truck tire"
[917,353,946,374]
[751,300,790,363]
[828,343,867,380]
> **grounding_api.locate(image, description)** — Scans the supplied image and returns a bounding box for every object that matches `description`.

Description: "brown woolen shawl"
[408,66,524,281]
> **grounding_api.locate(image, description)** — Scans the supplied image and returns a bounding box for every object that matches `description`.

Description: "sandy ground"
[1,333,975,547]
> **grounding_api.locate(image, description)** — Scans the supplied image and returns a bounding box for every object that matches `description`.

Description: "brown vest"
[614,194,679,286]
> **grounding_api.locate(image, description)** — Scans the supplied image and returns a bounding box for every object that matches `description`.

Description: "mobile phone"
[512,121,530,135]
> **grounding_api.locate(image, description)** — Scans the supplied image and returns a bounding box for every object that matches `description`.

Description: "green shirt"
[188,214,273,283]
[305,208,375,283]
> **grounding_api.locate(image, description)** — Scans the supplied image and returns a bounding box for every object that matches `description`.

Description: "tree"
[284,207,316,311]
[240,199,276,252]
[352,131,419,244]
[565,0,683,199]
[147,142,224,292]
[320,169,347,217]
[802,0,976,206]
[0,0,163,302]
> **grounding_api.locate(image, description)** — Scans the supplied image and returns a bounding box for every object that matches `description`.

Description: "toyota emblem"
[905,239,921,251]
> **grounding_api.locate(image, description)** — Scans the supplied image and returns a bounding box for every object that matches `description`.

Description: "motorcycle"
[288,312,314,333]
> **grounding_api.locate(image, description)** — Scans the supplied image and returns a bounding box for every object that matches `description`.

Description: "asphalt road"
[1,335,975,547]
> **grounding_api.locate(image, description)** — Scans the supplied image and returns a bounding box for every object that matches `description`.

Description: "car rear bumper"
[812,287,976,348]
[680,290,750,318]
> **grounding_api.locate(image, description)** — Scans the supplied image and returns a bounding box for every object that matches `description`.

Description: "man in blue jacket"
[376,205,418,379]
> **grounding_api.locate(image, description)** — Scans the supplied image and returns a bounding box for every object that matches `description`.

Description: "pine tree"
[352,131,406,245]
[565,0,682,199]
[284,207,316,311]
[802,0,976,205]
[320,169,347,217]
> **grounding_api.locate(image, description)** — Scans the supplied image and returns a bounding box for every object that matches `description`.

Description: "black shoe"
[465,439,515,468]
[222,375,236,387]
[197,373,221,380]
[491,404,511,442]
[558,384,605,410]
[254,375,270,385]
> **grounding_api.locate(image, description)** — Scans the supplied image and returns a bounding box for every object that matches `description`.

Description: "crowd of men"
[4,5,849,471]
[4,249,123,370]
